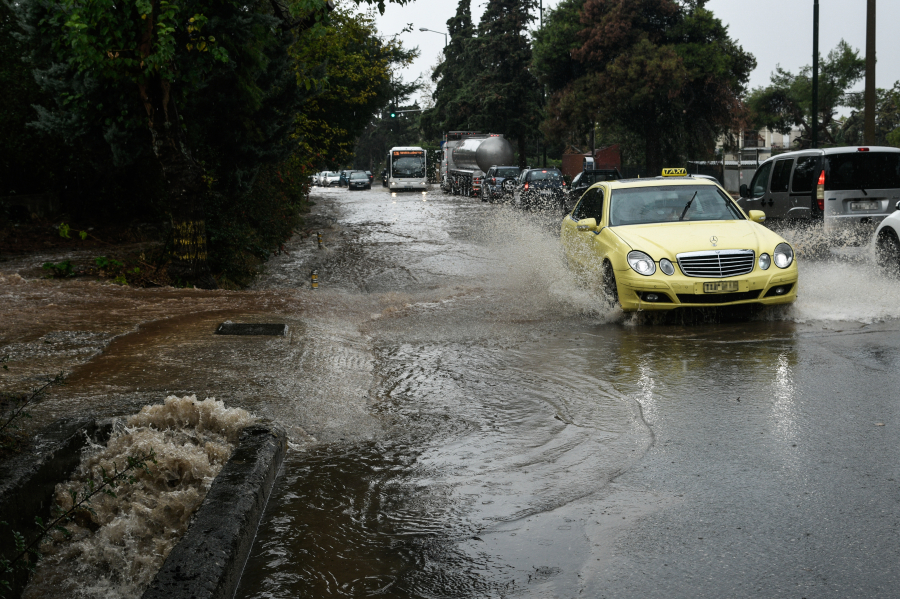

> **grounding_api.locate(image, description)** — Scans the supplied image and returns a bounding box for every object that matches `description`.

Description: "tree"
[12,0,408,287]
[420,0,477,138]
[469,0,542,167]
[747,40,864,149]
[542,0,754,173]
[532,0,586,96]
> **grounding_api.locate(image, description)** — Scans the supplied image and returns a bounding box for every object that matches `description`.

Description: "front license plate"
[703,281,740,293]
[850,200,878,211]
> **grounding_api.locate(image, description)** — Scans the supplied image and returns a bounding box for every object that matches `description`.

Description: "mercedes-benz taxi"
[561,169,798,311]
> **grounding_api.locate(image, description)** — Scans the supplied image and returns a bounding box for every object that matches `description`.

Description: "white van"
[738,146,900,243]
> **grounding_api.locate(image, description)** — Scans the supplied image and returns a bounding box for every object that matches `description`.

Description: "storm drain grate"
[215,323,287,336]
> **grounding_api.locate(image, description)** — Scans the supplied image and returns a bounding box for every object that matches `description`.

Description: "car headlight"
[627,251,656,276]
[773,243,794,269]
[758,253,771,270]
[659,258,675,276]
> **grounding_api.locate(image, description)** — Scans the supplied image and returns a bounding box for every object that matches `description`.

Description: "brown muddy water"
[3,186,900,598]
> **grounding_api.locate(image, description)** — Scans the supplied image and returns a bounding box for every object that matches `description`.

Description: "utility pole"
[811,0,819,149]
[864,0,876,145]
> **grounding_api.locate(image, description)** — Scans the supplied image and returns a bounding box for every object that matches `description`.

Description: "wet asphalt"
[233,186,900,598]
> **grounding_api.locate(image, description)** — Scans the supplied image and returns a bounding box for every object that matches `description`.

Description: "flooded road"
[236,187,900,598]
[2,185,899,597]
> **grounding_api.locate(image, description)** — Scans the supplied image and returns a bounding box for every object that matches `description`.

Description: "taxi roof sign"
[662,168,687,177]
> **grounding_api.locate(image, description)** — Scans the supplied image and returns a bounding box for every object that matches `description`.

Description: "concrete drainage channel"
[0,417,287,599]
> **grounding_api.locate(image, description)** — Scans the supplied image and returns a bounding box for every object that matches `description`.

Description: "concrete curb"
[142,423,287,599]
[0,417,115,596]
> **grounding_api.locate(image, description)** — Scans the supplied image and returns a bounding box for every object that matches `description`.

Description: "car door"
[563,186,604,270]
[767,157,795,218]
[740,160,773,215]
[789,155,820,219]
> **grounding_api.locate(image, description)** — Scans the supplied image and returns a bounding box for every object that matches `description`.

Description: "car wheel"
[602,262,620,307]
[876,229,900,277]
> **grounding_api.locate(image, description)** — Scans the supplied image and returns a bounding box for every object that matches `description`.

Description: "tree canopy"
[747,40,864,149]
[537,0,754,172]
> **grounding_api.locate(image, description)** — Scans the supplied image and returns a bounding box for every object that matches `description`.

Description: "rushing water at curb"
[22,396,253,599]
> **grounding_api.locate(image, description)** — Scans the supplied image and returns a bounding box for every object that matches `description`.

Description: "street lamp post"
[419,28,448,48]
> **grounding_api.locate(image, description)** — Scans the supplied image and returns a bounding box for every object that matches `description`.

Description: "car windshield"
[528,170,562,181]
[609,185,744,226]
[496,168,519,178]
[350,172,367,179]
[824,152,900,190]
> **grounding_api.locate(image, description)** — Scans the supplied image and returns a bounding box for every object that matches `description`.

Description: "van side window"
[791,157,818,193]
[573,187,604,222]
[749,161,773,197]
[770,159,793,193]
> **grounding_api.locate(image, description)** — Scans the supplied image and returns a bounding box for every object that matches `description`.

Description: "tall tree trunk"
[517,135,527,169]
[644,122,662,177]
[139,75,217,289]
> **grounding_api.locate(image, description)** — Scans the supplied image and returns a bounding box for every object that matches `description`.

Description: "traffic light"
[388,106,397,118]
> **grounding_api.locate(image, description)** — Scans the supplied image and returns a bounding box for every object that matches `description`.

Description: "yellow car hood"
[611,220,784,259]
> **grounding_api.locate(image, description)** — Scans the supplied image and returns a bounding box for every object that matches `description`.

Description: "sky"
[373,0,900,109]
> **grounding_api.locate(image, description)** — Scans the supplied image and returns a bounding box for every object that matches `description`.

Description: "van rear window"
[824,152,900,190]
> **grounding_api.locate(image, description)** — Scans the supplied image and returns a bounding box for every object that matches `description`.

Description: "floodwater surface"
[3,185,899,598]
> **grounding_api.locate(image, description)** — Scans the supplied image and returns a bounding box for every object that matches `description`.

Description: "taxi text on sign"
[661,168,687,177]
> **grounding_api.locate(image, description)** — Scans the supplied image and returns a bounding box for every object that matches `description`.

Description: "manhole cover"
[215,323,287,336]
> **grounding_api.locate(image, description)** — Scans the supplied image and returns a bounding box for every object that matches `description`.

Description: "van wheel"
[876,229,900,277]
[602,262,620,307]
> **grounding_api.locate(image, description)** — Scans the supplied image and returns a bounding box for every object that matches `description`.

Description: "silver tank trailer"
[451,136,515,172]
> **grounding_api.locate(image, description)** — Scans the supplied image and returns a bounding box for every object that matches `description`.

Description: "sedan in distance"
[515,168,566,211]
[348,171,371,190]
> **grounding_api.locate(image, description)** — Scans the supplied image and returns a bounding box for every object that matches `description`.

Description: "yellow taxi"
[561,169,798,311]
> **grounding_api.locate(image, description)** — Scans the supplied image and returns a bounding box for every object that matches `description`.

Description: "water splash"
[23,395,254,599]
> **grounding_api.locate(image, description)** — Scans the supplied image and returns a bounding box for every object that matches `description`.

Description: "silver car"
[738,146,900,243]
[873,200,900,274]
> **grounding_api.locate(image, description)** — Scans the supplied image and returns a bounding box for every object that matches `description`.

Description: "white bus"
[387,147,427,191]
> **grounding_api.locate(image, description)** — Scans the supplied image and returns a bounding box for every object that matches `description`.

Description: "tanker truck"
[441,131,515,196]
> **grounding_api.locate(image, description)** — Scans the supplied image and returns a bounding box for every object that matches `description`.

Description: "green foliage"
[41,260,75,278]
[532,0,586,95]
[837,81,900,147]
[542,0,754,172]
[469,0,542,167]
[420,0,478,138]
[94,256,124,269]
[747,40,864,148]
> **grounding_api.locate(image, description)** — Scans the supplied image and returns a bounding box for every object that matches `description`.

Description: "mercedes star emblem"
[710,236,718,247]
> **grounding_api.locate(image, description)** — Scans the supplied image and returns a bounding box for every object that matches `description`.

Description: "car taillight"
[562,181,566,186]
[492,178,496,184]
[524,183,529,190]
[816,170,825,210]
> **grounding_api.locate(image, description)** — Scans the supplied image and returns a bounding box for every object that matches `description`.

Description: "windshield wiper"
[679,191,699,221]
[860,187,868,196]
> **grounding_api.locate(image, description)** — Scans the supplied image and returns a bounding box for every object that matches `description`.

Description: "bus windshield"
[392,151,425,179]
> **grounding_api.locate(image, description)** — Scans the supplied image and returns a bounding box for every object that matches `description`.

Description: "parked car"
[738,146,900,244]
[366,171,374,184]
[514,168,567,211]
[565,168,622,211]
[562,168,797,311]
[480,166,521,202]
[323,171,340,186]
[348,171,371,190]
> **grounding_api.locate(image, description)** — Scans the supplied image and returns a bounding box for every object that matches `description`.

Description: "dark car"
[348,171,371,190]
[514,168,567,211]
[565,168,622,212]
[480,166,521,203]
[339,169,365,186]
[366,171,374,183]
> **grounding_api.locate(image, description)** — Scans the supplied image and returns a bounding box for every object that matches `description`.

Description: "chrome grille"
[676,249,755,278]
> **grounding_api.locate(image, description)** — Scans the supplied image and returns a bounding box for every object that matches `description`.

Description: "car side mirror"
[576,218,598,232]
[748,210,766,223]
[895,200,900,211]
[739,184,749,198]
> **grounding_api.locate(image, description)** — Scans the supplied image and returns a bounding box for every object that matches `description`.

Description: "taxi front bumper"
[613,266,798,311]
